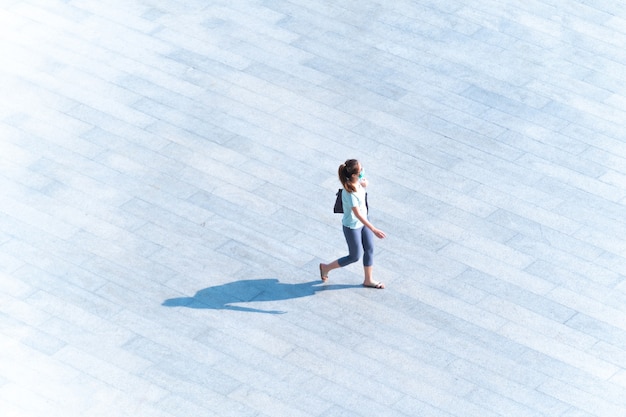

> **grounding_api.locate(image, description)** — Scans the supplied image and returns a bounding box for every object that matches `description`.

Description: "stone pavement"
[1,0,626,415]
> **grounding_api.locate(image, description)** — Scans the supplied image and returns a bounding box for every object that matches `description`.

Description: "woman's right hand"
[373,228,386,239]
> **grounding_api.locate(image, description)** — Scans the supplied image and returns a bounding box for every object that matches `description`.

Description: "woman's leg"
[320,226,362,280]
[363,266,383,288]
[361,226,374,267]
[361,226,384,288]
[319,259,339,281]
[339,226,363,266]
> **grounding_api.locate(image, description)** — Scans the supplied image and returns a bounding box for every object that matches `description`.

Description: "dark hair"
[338,159,359,193]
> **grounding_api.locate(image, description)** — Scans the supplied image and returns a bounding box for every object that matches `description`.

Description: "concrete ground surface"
[1,0,626,416]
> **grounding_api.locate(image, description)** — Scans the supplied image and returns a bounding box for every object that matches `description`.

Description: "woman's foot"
[363,281,384,289]
[319,264,328,282]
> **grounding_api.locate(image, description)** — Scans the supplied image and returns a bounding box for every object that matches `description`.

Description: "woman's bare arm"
[352,206,386,239]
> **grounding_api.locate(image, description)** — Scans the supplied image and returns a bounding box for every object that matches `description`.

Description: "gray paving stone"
[538,378,626,417]
[3,0,626,416]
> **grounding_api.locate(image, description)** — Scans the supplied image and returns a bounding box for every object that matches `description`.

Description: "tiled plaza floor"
[2,0,626,416]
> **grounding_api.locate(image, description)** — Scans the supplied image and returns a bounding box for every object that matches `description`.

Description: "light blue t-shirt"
[342,183,367,229]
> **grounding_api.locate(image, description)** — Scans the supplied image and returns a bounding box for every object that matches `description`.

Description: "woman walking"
[319,159,387,289]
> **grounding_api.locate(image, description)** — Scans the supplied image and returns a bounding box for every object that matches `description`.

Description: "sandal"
[363,281,384,289]
[319,264,328,282]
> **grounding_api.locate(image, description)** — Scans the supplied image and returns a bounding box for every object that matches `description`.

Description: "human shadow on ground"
[162,279,359,314]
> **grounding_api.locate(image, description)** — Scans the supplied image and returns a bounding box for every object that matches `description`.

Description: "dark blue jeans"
[338,226,374,267]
